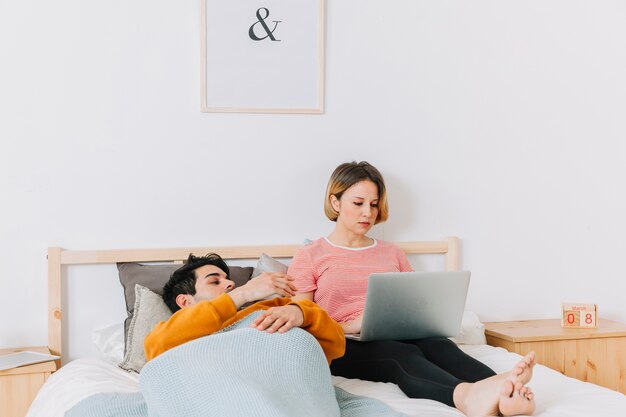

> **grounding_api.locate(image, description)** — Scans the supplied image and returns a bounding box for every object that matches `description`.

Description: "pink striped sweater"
[288,237,412,323]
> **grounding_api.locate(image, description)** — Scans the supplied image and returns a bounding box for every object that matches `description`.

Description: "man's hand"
[340,313,363,335]
[250,305,304,333]
[228,272,297,308]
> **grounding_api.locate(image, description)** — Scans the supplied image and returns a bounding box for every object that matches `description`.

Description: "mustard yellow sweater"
[144,294,345,364]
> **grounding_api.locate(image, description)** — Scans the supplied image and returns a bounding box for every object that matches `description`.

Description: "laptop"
[0,351,60,371]
[345,271,471,342]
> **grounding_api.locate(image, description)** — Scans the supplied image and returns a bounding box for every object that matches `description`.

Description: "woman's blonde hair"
[324,161,389,224]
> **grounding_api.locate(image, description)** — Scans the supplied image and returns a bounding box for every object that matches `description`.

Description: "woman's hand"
[340,314,363,334]
[250,305,304,333]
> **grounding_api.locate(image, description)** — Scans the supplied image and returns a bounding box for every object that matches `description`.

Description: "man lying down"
[144,253,345,364]
[67,253,405,417]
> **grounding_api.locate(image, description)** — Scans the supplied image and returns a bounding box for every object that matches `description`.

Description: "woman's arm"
[294,291,362,334]
[339,314,363,334]
[291,291,314,302]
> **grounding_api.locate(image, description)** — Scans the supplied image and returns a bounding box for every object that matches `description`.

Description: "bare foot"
[453,377,501,417]
[509,352,536,386]
[499,380,536,416]
[452,353,537,417]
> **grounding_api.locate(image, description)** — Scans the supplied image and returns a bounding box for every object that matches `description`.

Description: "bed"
[27,238,626,417]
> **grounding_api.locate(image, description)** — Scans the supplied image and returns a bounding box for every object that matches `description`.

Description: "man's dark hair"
[162,253,230,313]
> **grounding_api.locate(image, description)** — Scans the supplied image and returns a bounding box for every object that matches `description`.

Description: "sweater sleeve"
[289,299,345,364]
[241,297,345,364]
[144,293,238,361]
[396,245,414,272]
[288,247,317,293]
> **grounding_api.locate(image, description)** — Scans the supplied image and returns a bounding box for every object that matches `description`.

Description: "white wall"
[2,0,626,355]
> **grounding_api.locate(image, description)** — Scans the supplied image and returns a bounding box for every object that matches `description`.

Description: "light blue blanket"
[66,312,404,417]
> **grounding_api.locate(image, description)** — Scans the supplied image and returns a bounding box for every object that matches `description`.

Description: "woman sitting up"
[290,160,536,417]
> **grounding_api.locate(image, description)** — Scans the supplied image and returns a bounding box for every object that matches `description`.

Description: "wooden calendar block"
[561,303,598,328]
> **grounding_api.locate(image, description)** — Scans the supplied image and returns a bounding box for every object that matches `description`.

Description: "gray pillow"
[118,285,172,373]
[117,262,254,343]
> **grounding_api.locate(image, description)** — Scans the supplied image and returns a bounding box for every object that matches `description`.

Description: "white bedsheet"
[26,344,626,417]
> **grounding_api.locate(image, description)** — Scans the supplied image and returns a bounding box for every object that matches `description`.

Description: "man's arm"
[227,272,296,308]
[292,299,346,363]
[144,293,237,361]
[250,299,345,364]
[145,272,297,361]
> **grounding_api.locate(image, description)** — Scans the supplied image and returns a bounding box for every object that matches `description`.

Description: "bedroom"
[1,1,625,416]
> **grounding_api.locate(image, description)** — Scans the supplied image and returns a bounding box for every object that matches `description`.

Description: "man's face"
[190,264,235,304]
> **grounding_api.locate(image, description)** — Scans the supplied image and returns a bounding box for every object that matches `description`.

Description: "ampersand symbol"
[248,8,281,42]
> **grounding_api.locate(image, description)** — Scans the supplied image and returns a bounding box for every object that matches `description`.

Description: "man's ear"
[330,195,340,212]
[176,294,194,309]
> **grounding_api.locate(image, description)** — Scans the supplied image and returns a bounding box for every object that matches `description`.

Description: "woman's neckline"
[323,236,378,251]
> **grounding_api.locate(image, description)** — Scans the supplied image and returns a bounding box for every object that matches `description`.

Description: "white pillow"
[92,322,125,364]
[449,310,487,345]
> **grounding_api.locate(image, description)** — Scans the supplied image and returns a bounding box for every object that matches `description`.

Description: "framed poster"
[200,0,325,114]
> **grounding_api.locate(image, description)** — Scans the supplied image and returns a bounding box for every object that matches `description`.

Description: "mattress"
[26,344,626,417]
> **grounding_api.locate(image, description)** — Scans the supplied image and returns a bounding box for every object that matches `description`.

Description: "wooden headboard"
[47,237,460,360]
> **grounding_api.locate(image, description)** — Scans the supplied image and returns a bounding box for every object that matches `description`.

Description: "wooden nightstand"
[484,318,626,394]
[0,346,57,417]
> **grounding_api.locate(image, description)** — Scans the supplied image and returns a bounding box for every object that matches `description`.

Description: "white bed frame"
[47,237,461,363]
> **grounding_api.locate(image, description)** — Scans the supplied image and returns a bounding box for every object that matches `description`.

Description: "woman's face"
[332,180,379,236]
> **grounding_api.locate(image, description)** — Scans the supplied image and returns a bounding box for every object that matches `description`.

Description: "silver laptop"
[345,271,471,342]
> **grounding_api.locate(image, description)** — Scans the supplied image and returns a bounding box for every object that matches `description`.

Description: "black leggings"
[330,337,496,407]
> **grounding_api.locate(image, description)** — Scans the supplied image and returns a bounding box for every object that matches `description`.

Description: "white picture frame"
[200,0,325,114]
